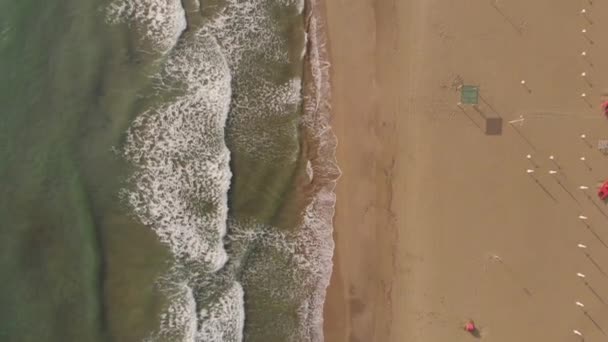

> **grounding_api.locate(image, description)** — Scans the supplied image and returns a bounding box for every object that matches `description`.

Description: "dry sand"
[323,0,608,341]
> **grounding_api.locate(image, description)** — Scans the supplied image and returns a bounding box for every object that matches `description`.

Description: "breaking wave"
[106,0,186,54]
[121,21,239,340]
[111,0,339,340]
[123,30,231,271]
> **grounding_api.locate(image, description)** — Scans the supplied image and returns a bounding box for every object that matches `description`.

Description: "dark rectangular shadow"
[485,117,503,135]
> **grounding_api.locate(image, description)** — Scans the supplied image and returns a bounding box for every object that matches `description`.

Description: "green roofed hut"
[460,85,479,105]
[460,85,502,135]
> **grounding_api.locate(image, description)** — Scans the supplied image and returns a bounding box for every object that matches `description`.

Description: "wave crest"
[123,32,232,270]
[106,0,186,54]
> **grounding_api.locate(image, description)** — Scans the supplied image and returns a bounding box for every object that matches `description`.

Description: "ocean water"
[0,0,338,341]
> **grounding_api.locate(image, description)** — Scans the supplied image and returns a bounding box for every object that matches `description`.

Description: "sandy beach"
[323,0,608,341]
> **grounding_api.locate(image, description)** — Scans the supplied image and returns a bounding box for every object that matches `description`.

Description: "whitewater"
[108,0,339,340]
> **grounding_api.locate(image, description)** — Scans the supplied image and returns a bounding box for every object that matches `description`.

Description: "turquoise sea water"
[0,0,337,341]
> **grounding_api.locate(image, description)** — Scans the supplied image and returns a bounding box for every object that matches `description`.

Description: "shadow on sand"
[470,329,482,338]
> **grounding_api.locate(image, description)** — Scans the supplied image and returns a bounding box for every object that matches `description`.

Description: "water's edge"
[300,0,341,339]
[108,0,341,339]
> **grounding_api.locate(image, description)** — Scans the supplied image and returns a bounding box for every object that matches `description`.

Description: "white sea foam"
[295,0,305,14]
[226,184,337,341]
[124,31,232,270]
[229,192,338,342]
[295,189,338,341]
[146,280,244,342]
[203,0,290,67]
[197,282,245,341]
[151,282,198,341]
[121,22,242,342]
[299,1,341,340]
[113,0,339,340]
[202,0,305,164]
[106,0,186,54]
[306,160,314,182]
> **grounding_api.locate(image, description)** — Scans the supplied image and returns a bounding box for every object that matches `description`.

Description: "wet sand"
[323,0,608,341]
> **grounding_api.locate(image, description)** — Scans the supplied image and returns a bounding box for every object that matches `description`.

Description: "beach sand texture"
[323,0,608,341]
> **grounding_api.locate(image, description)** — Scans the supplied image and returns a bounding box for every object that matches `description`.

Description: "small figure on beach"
[598,180,608,201]
[464,319,477,333]
[463,319,482,338]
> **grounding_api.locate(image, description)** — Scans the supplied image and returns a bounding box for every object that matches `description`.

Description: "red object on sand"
[464,320,476,333]
[602,101,608,118]
[598,180,608,201]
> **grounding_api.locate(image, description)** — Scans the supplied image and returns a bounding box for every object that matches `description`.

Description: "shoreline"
[320,0,405,338]
[300,0,341,340]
